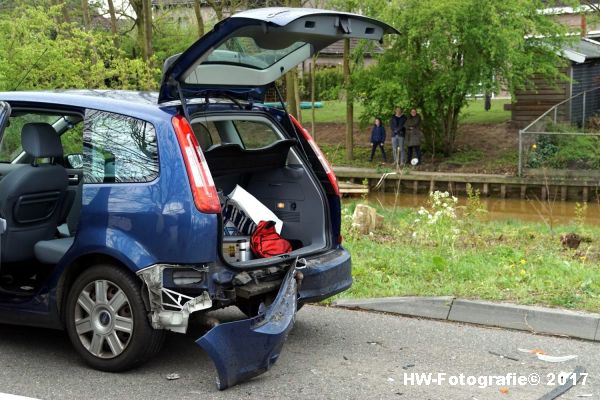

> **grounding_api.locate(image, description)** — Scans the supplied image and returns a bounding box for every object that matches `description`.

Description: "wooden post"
[448,181,453,194]
[561,186,567,202]
[483,183,489,197]
[500,184,506,199]
[541,186,547,201]
[583,187,589,202]
[429,180,435,193]
[413,180,419,194]
[520,185,527,199]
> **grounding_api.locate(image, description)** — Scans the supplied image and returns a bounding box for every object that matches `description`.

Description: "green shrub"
[300,67,344,101]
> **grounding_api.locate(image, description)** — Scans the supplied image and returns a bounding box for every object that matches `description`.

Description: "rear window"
[207,37,306,69]
[234,120,280,149]
[83,110,159,184]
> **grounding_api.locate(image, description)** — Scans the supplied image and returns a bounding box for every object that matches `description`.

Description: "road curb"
[332,297,600,341]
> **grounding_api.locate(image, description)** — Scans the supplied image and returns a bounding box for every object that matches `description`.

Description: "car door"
[0,101,11,243]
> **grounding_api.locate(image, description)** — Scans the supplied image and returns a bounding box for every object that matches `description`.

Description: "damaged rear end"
[141,6,396,390]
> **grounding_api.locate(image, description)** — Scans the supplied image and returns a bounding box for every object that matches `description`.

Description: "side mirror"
[66,153,83,169]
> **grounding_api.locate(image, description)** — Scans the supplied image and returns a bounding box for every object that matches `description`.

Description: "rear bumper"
[197,266,298,390]
[298,247,352,304]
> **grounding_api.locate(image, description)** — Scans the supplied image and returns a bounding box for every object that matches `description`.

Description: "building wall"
[511,67,571,127]
[571,61,600,126]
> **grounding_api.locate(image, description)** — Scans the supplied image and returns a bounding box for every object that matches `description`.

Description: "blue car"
[0,8,395,389]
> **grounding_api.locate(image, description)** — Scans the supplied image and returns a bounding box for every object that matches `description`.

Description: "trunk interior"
[191,113,328,267]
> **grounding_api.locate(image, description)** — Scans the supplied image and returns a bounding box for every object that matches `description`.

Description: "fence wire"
[519,87,600,176]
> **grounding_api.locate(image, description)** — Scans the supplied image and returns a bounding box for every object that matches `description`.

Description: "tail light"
[289,115,340,197]
[172,115,221,214]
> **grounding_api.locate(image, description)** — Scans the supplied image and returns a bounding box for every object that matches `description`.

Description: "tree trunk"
[286,71,298,119]
[310,57,316,139]
[107,0,118,38]
[53,0,70,24]
[142,0,153,60]
[62,2,70,24]
[343,38,353,161]
[193,0,205,37]
[81,0,90,29]
[294,71,302,122]
[130,1,146,60]
[207,1,224,20]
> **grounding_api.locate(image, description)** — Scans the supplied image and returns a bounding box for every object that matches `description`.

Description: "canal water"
[362,193,600,226]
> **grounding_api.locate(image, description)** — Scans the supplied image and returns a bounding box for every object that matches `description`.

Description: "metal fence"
[518,87,600,176]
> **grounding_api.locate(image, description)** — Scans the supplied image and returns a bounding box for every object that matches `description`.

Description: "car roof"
[0,90,175,120]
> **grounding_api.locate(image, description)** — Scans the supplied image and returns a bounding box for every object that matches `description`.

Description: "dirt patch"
[313,123,372,146]
[454,122,518,159]
[314,121,519,174]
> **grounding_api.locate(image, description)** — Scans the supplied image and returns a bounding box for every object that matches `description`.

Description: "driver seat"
[0,123,68,263]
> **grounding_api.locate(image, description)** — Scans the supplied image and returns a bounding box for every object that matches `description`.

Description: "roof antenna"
[12,48,48,91]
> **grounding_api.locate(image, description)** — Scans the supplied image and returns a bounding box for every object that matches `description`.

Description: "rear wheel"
[65,265,165,372]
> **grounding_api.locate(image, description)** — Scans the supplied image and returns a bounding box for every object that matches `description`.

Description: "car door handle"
[68,175,79,184]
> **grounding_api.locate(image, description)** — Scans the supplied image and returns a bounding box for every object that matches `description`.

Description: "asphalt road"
[0,305,599,400]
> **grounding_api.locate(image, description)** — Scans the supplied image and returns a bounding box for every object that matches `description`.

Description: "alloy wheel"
[74,279,134,359]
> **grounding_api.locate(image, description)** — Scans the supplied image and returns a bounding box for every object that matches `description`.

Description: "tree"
[0,4,159,91]
[106,0,118,38]
[129,0,153,61]
[354,0,574,156]
[193,0,205,37]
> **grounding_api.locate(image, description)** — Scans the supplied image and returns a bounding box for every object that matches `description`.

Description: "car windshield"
[205,36,306,70]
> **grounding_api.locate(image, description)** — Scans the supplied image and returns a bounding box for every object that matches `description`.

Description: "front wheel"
[65,265,165,372]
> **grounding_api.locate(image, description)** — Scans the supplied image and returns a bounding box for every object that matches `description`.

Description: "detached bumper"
[196,266,298,390]
[298,247,352,304]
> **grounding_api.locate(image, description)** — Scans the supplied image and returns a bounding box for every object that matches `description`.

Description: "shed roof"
[563,38,600,63]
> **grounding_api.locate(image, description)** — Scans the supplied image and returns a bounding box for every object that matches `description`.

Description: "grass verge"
[308,98,510,125]
[334,196,600,312]
[459,98,511,125]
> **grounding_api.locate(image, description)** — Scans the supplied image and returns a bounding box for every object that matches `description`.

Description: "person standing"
[369,117,387,162]
[405,108,423,165]
[390,107,407,166]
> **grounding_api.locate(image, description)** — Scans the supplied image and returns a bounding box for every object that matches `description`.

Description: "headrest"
[21,123,63,159]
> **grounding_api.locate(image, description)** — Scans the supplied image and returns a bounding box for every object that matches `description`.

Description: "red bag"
[251,220,292,258]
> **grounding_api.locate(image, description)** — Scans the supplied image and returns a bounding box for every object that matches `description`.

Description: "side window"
[233,120,280,149]
[61,119,84,157]
[83,110,159,184]
[0,111,82,163]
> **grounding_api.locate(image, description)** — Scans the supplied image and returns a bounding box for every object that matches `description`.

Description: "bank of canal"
[366,192,600,226]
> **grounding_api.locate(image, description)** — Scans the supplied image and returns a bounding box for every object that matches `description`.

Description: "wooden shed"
[512,37,600,127]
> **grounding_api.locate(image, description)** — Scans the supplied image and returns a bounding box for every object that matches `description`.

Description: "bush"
[527,133,599,169]
[300,67,344,101]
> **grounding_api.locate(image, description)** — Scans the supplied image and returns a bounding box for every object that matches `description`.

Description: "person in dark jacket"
[390,107,407,166]
[405,108,423,165]
[369,117,387,162]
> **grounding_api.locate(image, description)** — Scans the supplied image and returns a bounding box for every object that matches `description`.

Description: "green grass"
[334,201,600,312]
[309,101,363,124]
[459,98,511,124]
[320,144,388,169]
[308,99,511,125]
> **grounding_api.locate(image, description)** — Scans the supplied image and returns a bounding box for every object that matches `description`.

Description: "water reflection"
[359,193,600,226]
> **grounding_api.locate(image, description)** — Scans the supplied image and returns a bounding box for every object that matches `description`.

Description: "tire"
[65,264,165,372]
